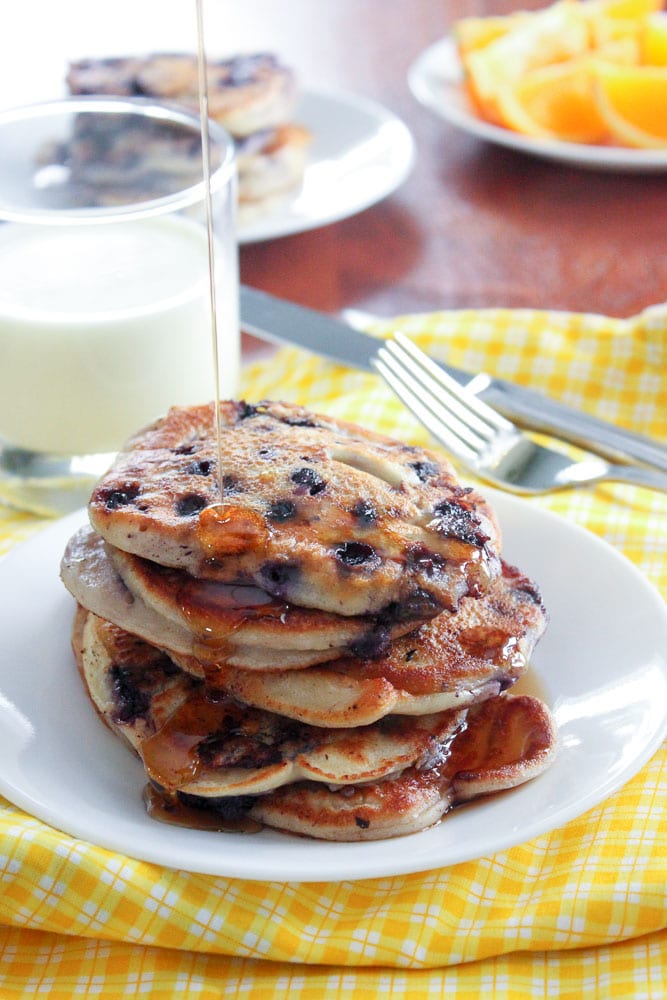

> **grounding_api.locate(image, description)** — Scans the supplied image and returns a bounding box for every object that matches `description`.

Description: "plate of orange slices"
[408,0,667,171]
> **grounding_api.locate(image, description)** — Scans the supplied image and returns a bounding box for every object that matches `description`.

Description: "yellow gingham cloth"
[0,305,665,998]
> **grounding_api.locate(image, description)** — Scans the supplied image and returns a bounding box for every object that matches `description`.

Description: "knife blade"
[240,285,667,472]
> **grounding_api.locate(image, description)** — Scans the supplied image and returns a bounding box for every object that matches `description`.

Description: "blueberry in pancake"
[71,605,196,752]
[88,400,502,620]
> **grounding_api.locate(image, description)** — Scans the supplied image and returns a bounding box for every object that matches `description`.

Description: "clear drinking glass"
[0,96,238,516]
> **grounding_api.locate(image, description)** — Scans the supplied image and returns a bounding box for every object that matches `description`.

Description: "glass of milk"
[0,96,238,516]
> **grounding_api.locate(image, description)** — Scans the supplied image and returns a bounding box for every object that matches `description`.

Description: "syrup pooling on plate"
[143,784,262,833]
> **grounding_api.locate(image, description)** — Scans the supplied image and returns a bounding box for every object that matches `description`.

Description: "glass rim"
[0,95,237,225]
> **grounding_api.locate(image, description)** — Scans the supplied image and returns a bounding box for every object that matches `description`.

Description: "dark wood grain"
[225,0,667,332]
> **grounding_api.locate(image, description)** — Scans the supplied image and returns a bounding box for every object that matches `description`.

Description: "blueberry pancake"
[235,124,311,223]
[168,561,547,727]
[75,608,556,840]
[88,400,502,620]
[246,695,557,840]
[66,52,297,138]
[75,607,469,797]
[61,526,424,671]
[40,110,309,222]
[65,52,310,219]
[73,609,556,841]
[107,535,422,665]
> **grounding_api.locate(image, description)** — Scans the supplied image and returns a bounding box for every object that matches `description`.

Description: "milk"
[0,214,239,455]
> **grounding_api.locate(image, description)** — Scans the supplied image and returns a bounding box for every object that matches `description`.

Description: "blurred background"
[2,0,665,324]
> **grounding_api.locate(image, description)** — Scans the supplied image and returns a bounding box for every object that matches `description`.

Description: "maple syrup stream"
[196,0,225,501]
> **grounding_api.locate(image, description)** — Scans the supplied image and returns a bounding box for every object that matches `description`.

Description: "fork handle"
[601,463,667,493]
[474,377,667,473]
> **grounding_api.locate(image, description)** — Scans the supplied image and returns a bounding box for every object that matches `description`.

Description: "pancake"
[66,52,297,138]
[40,104,309,220]
[65,52,310,220]
[245,695,557,840]
[75,607,468,797]
[236,124,310,223]
[107,532,445,666]
[62,526,426,671]
[45,100,310,221]
[169,561,547,726]
[71,605,195,751]
[88,400,502,619]
[75,607,557,840]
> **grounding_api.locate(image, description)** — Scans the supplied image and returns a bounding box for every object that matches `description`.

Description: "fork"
[372,333,667,495]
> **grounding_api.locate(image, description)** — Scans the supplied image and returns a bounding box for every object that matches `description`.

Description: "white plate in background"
[238,89,416,243]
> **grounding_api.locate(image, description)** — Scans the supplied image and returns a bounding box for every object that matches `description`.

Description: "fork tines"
[372,332,517,466]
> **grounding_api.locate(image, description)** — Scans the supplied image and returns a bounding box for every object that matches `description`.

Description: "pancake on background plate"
[64,51,311,222]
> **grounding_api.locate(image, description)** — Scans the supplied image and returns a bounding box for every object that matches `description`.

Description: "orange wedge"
[464,0,590,124]
[454,13,529,56]
[496,57,610,142]
[582,0,664,19]
[594,60,667,146]
[587,15,643,59]
[642,11,667,64]
[582,0,663,56]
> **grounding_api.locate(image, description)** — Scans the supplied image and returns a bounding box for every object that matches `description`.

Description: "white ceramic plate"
[0,494,666,882]
[238,89,416,243]
[408,37,667,173]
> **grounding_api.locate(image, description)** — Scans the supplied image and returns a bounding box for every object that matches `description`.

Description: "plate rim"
[0,494,666,881]
[408,36,667,173]
[238,87,416,244]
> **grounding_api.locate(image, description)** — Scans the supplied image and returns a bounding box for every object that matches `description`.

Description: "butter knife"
[240,285,667,473]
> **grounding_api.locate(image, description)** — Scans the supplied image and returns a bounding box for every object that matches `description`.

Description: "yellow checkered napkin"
[0,304,665,998]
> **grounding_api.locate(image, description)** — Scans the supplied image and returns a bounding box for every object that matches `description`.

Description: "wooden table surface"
[223,0,667,337]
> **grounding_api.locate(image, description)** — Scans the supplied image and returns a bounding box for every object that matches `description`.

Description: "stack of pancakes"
[62,52,310,222]
[61,400,557,841]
